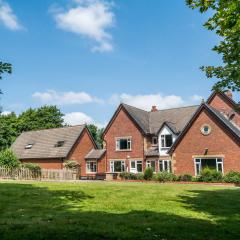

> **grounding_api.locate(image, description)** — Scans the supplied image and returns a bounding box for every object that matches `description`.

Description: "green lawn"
[0,181,239,240]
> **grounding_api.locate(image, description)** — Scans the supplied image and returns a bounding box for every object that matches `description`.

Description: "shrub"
[144,167,153,180]
[198,168,223,182]
[223,171,240,183]
[136,173,144,180]
[178,174,192,182]
[22,163,41,172]
[64,160,80,170]
[119,172,137,180]
[155,171,178,182]
[0,148,20,169]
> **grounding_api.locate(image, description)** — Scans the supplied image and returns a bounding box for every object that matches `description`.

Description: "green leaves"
[0,62,12,80]
[186,0,240,91]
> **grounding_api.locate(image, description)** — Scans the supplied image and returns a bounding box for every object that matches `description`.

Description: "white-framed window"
[152,137,158,145]
[200,124,212,136]
[194,158,224,176]
[110,161,125,173]
[159,160,172,172]
[116,137,132,151]
[146,160,156,172]
[86,161,97,173]
[160,134,173,148]
[130,160,143,173]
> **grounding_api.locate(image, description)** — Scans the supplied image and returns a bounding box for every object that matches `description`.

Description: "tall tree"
[186,0,240,91]
[17,106,64,132]
[0,61,12,95]
[87,124,104,148]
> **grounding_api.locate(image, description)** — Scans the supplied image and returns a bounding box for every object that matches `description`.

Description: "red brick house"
[11,125,106,177]
[103,91,240,176]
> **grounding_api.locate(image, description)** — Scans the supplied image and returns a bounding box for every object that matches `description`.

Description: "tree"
[0,112,19,150]
[0,148,20,169]
[186,0,240,91]
[87,124,104,148]
[17,105,64,132]
[0,61,12,95]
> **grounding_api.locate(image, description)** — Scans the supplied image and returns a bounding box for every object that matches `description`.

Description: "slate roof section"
[121,104,199,135]
[145,147,159,157]
[11,125,86,159]
[85,149,106,160]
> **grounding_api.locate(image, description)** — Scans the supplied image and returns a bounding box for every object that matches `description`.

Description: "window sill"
[115,150,132,152]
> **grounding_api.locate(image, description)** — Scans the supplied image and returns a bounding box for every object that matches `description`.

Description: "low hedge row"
[119,167,240,183]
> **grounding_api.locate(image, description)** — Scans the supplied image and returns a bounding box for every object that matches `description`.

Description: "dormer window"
[152,137,158,145]
[55,141,65,147]
[160,134,173,148]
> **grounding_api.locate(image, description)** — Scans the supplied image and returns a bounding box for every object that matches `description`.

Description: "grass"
[0,181,239,240]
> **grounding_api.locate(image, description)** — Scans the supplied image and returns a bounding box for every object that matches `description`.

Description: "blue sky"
[0,0,235,127]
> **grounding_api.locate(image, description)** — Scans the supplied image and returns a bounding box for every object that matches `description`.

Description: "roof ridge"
[21,124,86,134]
[150,104,199,113]
[122,103,149,113]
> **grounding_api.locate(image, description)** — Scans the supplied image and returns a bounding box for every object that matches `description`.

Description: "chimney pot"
[225,90,233,99]
[151,106,158,112]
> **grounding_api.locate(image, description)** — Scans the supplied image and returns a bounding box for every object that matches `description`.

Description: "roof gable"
[168,103,240,154]
[11,125,95,159]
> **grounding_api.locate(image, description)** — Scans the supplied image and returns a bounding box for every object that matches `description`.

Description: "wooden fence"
[0,167,79,181]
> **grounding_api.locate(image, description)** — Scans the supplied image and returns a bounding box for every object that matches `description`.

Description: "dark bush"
[155,171,178,182]
[119,172,137,180]
[64,160,80,170]
[144,167,153,180]
[198,168,223,182]
[223,171,240,183]
[22,163,41,172]
[136,173,144,180]
[178,174,192,182]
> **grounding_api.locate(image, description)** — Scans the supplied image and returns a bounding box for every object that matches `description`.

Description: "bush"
[223,171,240,183]
[119,172,137,180]
[0,148,20,169]
[136,173,144,180]
[198,168,223,182]
[64,160,80,170]
[178,174,192,182]
[144,167,153,180]
[155,171,178,182]
[22,163,41,172]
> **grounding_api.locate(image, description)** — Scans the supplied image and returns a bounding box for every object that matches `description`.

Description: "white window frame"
[194,158,224,176]
[110,160,125,173]
[158,160,172,172]
[130,160,143,173]
[86,160,97,173]
[115,137,132,151]
[146,160,156,172]
[160,134,173,149]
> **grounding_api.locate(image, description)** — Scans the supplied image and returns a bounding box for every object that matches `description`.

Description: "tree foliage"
[87,124,104,148]
[0,106,64,150]
[186,0,240,91]
[0,62,12,80]
[0,148,20,169]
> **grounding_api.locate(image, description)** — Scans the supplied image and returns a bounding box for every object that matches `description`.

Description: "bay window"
[130,160,143,173]
[159,160,172,172]
[146,160,156,172]
[194,158,223,176]
[86,161,97,173]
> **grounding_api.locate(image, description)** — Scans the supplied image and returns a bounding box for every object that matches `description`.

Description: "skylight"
[55,141,65,147]
[25,144,33,149]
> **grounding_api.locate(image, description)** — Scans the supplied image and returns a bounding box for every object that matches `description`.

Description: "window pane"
[131,161,135,168]
[159,161,163,172]
[165,135,173,147]
[121,161,125,172]
[120,139,128,149]
[164,161,168,171]
[196,163,201,175]
[201,158,216,170]
[114,161,122,172]
[217,163,223,173]
[161,135,165,147]
[110,162,114,172]
[137,161,142,172]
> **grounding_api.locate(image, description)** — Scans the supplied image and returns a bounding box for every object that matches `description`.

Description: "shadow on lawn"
[0,183,239,240]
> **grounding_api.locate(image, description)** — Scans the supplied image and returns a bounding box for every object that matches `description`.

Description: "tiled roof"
[11,125,86,159]
[122,103,198,135]
[145,147,159,157]
[85,149,106,160]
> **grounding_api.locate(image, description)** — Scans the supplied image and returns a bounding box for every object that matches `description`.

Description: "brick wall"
[104,108,144,172]
[67,128,97,176]
[21,158,63,169]
[208,93,240,126]
[173,109,240,175]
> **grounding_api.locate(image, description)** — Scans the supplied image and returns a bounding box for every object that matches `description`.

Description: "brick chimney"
[225,90,233,99]
[151,106,158,112]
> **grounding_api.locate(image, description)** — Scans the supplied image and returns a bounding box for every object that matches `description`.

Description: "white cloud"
[0,0,23,30]
[1,111,11,115]
[32,90,103,105]
[52,0,115,52]
[190,94,203,102]
[63,111,106,128]
[109,93,185,111]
